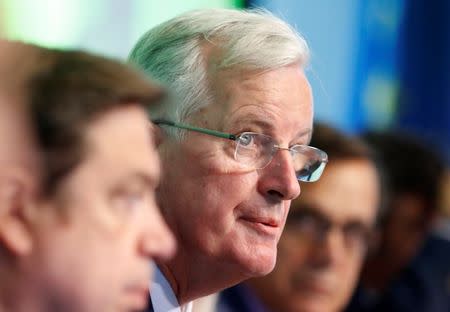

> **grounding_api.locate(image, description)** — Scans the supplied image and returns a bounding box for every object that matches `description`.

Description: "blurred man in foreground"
[0,41,175,312]
[218,123,381,312]
[129,9,328,311]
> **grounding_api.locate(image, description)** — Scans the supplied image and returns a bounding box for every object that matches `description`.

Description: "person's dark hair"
[310,122,389,225]
[25,46,164,196]
[310,122,374,162]
[362,130,445,218]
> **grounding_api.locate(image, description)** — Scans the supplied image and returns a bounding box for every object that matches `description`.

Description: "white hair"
[129,8,309,138]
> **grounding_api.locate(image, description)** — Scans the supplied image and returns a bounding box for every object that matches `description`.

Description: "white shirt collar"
[150,264,193,312]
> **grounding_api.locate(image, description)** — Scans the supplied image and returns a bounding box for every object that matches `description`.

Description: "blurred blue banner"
[248,0,449,163]
[396,0,450,163]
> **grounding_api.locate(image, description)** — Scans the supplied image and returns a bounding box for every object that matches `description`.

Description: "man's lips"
[239,216,281,236]
[301,282,333,297]
[293,275,336,297]
[240,214,281,226]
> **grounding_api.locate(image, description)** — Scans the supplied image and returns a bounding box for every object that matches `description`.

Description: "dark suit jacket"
[217,284,273,312]
[346,234,450,312]
[145,296,154,312]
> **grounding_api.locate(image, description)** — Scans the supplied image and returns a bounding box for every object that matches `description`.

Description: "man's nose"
[257,149,301,201]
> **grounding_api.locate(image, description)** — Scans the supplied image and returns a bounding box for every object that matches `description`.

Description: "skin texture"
[0,106,175,312]
[247,159,380,312]
[157,63,314,303]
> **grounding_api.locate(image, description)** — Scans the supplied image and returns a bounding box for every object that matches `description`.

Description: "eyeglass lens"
[235,132,326,182]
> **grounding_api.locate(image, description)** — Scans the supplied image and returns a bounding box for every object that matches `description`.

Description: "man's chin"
[287,293,340,312]
[236,247,278,278]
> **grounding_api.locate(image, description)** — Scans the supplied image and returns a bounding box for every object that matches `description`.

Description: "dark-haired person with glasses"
[129,8,327,312]
[217,123,381,312]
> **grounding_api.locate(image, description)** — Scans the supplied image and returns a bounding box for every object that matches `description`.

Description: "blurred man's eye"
[124,192,145,208]
[295,215,321,233]
[111,188,147,214]
[286,213,326,238]
[343,224,371,251]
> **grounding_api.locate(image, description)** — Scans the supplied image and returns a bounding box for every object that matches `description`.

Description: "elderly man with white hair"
[129,8,328,312]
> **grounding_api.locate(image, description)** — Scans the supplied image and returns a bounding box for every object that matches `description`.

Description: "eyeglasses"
[153,119,328,182]
[285,210,373,254]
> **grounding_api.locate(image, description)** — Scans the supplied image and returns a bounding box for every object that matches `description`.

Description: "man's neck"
[157,263,180,299]
[157,250,251,305]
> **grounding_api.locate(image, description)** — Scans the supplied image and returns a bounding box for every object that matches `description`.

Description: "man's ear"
[0,169,35,256]
[149,121,165,148]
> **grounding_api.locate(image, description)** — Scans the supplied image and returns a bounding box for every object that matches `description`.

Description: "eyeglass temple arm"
[152,119,236,140]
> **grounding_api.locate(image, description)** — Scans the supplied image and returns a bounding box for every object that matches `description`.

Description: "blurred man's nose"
[309,229,347,269]
[140,207,176,261]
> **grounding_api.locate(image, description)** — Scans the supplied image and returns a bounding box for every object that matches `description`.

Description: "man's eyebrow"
[296,128,312,145]
[288,203,326,220]
[289,205,374,229]
[230,114,312,144]
[121,171,159,188]
[344,220,373,230]
[229,114,275,132]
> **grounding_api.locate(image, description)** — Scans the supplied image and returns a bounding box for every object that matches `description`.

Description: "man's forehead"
[290,198,373,226]
[294,175,375,217]
[225,107,312,141]
[219,69,313,133]
[82,106,159,169]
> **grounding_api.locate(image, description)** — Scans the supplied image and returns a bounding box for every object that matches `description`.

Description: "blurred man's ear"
[0,168,35,256]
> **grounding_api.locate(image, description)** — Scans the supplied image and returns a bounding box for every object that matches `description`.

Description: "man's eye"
[125,193,144,206]
[113,191,146,212]
[239,133,255,147]
[288,214,321,233]
[344,225,370,247]
[297,216,322,232]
